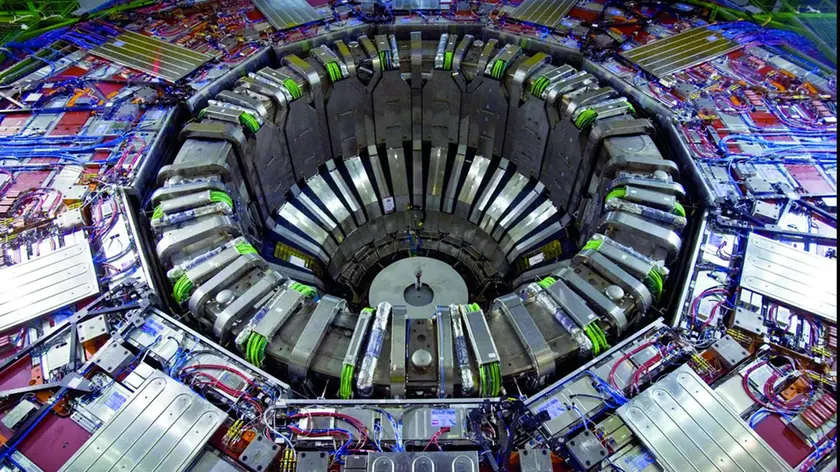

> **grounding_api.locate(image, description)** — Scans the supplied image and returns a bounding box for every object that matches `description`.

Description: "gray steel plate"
[617,365,790,472]
[369,257,468,319]
[91,32,212,83]
[621,26,741,78]
[61,370,226,472]
[740,233,836,322]
[0,240,99,333]
[509,0,577,29]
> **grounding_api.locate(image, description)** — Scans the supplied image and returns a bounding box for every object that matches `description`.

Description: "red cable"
[180,364,256,386]
[608,341,655,389]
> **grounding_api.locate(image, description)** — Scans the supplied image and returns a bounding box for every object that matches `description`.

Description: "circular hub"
[369,257,468,318]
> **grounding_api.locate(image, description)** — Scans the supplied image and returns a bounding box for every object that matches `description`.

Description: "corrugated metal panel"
[251,0,324,30]
[0,240,99,333]
[91,31,213,83]
[622,26,741,78]
[618,365,792,472]
[60,371,226,472]
[509,0,577,29]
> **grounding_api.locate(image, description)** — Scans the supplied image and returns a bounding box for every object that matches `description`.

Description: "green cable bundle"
[491,60,506,80]
[574,108,598,129]
[672,201,686,217]
[152,205,164,221]
[235,241,258,255]
[339,364,355,399]
[246,332,268,366]
[605,187,626,201]
[339,307,374,399]
[531,76,551,97]
[326,62,342,82]
[291,282,317,298]
[582,239,603,251]
[645,267,664,302]
[172,274,194,304]
[283,78,302,100]
[479,362,502,397]
[537,276,556,289]
[238,112,260,133]
[443,51,453,70]
[584,322,609,355]
[209,190,234,208]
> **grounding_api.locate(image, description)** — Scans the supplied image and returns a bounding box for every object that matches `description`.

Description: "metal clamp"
[573,249,652,313]
[556,268,629,332]
[156,215,240,265]
[253,283,306,339]
[289,296,345,378]
[213,271,283,339]
[495,294,555,380]
[188,253,266,318]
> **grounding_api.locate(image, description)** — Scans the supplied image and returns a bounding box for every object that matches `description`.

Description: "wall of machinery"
[0,0,835,471]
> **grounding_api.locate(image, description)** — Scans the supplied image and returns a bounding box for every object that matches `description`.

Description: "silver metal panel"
[481,172,527,233]
[507,221,564,262]
[617,364,791,472]
[463,309,500,366]
[494,182,543,241]
[504,199,557,251]
[509,0,577,28]
[328,161,365,225]
[156,215,240,265]
[278,204,336,255]
[740,233,836,322]
[456,155,490,219]
[251,0,324,30]
[0,241,98,332]
[310,174,355,236]
[188,254,266,318]
[426,147,447,211]
[346,155,381,219]
[471,163,508,225]
[391,307,407,397]
[436,309,455,397]
[365,451,479,471]
[444,146,468,214]
[344,309,374,366]
[388,147,410,210]
[289,296,345,378]
[60,371,225,472]
[91,32,212,83]
[298,192,340,240]
[621,26,742,78]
